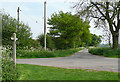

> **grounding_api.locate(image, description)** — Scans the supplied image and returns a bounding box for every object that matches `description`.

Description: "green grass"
[17,48,83,58]
[18,64,118,80]
[88,47,120,58]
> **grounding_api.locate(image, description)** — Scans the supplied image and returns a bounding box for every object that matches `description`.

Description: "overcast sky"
[1,0,119,44]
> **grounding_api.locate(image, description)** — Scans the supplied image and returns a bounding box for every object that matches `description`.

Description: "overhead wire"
[16,0,44,35]
[17,0,42,24]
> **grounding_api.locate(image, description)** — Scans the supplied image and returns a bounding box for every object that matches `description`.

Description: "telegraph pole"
[44,1,46,50]
[17,7,20,32]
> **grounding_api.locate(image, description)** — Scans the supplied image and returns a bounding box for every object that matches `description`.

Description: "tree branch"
[113,21,117,30]
[91,2,107,19]
[117,1,120,29]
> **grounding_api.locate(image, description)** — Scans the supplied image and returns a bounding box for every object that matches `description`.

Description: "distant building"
[33,39,39,41]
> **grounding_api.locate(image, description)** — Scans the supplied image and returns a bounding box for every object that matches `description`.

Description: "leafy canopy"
[47,11,91,49]
[2,12,33,48]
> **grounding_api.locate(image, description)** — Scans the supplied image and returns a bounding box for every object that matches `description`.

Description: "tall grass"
[17,48,83,58]
[88,47,120,58]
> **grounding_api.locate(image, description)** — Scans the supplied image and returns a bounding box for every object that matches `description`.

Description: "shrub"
[88,47,120,58]
[17,48,83,58]
[2,46,20,80]
[17,49,55,58]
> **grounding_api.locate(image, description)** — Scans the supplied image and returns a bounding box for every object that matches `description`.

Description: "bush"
[88,47,120,58]
[2,46,20,80]
[17,48,83,58]
[17,49,55,58]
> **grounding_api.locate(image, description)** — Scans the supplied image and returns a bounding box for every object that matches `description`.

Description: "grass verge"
[88,47,120,58]
[16,48,83,58]
[18,64,118,80]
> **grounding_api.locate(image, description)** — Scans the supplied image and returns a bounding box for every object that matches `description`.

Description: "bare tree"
[73,0,120,49]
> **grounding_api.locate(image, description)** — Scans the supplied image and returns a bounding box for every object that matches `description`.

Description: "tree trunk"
[112,32,119,49]
[108,39,111,48]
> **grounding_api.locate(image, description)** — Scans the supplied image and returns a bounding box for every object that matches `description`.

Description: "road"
[17,49,119,72]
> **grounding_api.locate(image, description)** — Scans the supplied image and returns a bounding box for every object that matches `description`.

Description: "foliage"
[17,48,83,58]
[88,47,120,58]
[37,34,55,50]
[18,64,118,80]
[2,12,33,48]
[74,1,120,49]
[87,34,102,47]
[2,46,20,80]
[47,11,91,49]
[31,40,41,49]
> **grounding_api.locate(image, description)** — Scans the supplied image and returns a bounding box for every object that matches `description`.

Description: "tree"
[88,34,102,47]
[47,11,91,49]
[101,24,112,47]
[2,12,33,48]
[0,12,2,46]
[74,1,120,49]
[37,34,55,50]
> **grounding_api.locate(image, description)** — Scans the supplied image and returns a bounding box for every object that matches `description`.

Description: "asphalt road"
[17,49,119,72]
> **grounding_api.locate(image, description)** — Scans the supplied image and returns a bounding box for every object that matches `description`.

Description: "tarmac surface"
[17,49,119,72]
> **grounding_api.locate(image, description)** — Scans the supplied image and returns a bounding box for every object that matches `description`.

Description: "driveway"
[17,49,119,72]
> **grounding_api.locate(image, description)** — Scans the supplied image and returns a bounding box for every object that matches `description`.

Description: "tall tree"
[37,34,55,50]
[2,12,33,48]
[88,34,102,47]
[47,11,91,49]
[74,0,120,49]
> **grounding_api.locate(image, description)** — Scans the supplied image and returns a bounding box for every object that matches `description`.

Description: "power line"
[16,1,42,24]
[16,1,44,36]
[20,9,44,33]
[21,11,40,24]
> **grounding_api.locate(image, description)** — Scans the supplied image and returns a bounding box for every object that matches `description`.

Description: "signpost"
[11,7,20,66]
[11,33,18,66]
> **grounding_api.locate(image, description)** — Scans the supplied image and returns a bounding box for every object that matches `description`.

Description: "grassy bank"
[18,64,118,80]
[88,48,120,58]
[17,48,83,58]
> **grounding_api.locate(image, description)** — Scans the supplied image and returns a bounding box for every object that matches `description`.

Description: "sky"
[0,0,119,44]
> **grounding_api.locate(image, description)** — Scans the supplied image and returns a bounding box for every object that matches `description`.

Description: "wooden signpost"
[11,33,18,66]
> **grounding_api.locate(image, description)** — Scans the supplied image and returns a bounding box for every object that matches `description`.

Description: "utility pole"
[44,1,46,50]
[17,7,20,32]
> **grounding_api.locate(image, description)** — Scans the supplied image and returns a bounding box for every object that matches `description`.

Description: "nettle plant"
[2,45,20,80]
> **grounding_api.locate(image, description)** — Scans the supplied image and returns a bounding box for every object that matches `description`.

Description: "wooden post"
[11,33,18,66]
[17,7,20,32]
